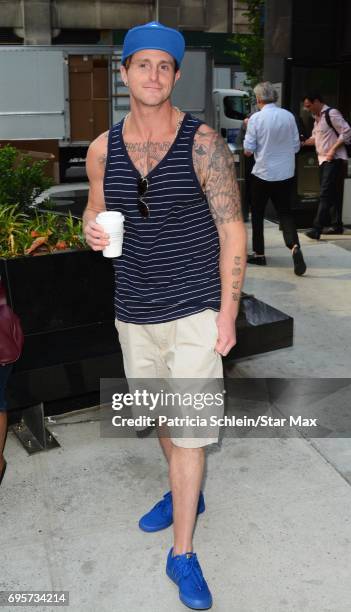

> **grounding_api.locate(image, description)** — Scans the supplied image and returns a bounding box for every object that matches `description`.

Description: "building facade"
[264,0,351,122]
[0,0,250,89]
[0,0,242,45]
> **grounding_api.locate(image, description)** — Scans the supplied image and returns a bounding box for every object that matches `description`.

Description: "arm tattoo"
[232,267,242,276]
[232,256,242,302]
[193,129,243,225]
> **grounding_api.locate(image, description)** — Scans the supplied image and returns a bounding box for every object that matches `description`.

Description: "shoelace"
[175,554,205,590]
[153,494,172,517]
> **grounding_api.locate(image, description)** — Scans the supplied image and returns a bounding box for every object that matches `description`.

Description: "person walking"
[83,21,247,610]
[244,81,306,275]
[236,116,254,222]
[302,92,351,238]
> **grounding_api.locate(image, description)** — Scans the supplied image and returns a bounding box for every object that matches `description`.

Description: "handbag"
[0,281,24,364]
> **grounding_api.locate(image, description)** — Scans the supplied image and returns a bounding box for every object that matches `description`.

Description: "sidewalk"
[1,222,351,612]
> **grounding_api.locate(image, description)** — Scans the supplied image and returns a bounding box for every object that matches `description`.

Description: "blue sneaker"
[139,491,205,533]
[166,547,213,610]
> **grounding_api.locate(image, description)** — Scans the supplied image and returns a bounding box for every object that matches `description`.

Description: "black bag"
[324,108,351,158]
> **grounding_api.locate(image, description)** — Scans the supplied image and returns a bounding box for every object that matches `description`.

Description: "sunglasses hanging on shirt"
[137,176,150,219]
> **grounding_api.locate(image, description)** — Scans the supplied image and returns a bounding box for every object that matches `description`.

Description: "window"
[223,96,249,120]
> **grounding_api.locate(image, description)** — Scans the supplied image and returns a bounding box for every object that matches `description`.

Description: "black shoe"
[322,227,344,235]
[0,459,7,486]
[305,229,321,240]
[247,254,267,265]
[292,246,307,276]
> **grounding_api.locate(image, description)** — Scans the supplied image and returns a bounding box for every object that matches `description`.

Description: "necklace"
[174,106,183,135]
[122,106,183,138]
[123,106,183,181]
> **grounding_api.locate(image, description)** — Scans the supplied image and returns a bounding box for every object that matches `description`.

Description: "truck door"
[214,92,249,140]
[69,55,110,143]
[0,47,65,139]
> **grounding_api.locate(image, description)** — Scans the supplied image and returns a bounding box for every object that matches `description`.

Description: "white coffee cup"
[96,211,125,258]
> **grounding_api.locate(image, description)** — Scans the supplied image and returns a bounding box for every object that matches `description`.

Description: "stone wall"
[0,0,231,45]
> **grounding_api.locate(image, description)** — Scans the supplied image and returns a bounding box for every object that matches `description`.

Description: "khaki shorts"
[115,309,224,448]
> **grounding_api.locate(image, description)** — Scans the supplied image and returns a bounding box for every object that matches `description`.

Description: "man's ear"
[174,69,181,85]
[120,64,128,86]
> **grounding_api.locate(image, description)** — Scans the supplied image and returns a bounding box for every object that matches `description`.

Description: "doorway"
[69,55,110,142]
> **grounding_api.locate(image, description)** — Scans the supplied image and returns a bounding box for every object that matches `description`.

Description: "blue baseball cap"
[121,21,185,68]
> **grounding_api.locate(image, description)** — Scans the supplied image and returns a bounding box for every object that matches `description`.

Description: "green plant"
[0,205,29,257]
[0,145,53,211]
[0,205,85,258]
[0,144,86,258]
[226,0,265,94]
[59,211,86,249]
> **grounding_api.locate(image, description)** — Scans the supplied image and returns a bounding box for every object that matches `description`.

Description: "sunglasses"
[137,176,150,219]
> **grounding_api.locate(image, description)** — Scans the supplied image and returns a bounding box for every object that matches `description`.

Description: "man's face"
[303,98,322,115]
[120,49,180,108]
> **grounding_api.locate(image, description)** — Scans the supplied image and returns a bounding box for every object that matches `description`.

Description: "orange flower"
[55,240,67,250]
[25,236,48,255]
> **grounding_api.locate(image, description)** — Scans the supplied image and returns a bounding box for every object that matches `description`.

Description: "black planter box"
[230,295,293,359]
[1,251,293,414]
[1,250,115,335]
[1,250,122,411]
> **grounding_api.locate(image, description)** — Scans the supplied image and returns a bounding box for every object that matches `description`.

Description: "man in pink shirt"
[302,92,351,238]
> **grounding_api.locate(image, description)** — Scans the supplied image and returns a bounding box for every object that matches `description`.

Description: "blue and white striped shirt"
[103,113,221,324]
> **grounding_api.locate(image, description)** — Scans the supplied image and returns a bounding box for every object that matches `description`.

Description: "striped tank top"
[103,112,221,324]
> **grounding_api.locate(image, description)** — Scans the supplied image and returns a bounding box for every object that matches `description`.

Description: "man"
[236,116,255,222]
[83,21,246,610]
[244,81,306,276]
[302,92,351,238]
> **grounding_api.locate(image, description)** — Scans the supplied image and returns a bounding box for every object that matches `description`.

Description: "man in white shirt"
[244,81,306,276]
[302,92,351,238]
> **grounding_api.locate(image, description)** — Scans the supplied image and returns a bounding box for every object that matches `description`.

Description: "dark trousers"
[251,175,299,255]
[0,364,12,412]
[242,155,255,222]
[314,159,346,230]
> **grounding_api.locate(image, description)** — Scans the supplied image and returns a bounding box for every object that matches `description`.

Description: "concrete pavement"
[1,221,351,612]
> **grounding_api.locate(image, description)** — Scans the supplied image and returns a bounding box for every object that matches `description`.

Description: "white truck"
[213,88,250,143]
[0,45,249,182]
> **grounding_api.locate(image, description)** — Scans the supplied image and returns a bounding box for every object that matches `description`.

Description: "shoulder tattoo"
[193,129,242,224]
[97,131,109,167]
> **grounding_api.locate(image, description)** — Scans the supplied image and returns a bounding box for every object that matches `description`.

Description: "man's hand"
[84,219,110,251]
[302,136,315,147]
[326,148,336,161]
[215,311,237,356]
